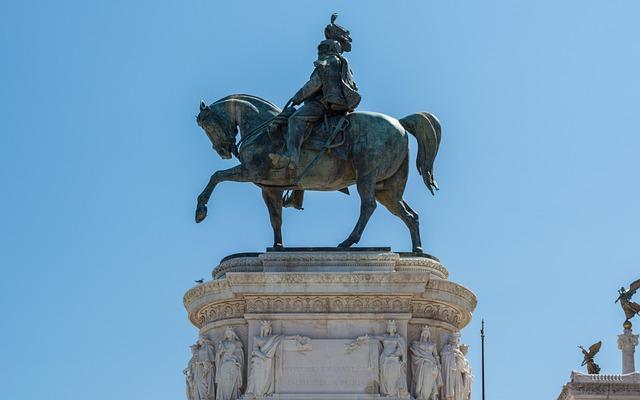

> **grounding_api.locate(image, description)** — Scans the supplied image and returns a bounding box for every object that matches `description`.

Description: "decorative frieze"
[245,295,413,314]
[411,301,466,328]
[227,272,428,286]
[193,300,245,326]
[184,279,230,307]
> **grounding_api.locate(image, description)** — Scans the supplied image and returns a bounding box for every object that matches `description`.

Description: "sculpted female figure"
[458,345,472,400]
[215,328,244,400]
[378,320,410,398]
[410,326,442,400]
[440,332,465,400]
[183,344,197,400]
[246,320,280,396]
[246,320,311,396]
[185,337,216,400]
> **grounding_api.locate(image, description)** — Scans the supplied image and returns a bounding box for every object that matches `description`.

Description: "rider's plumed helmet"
[324,13,352,52]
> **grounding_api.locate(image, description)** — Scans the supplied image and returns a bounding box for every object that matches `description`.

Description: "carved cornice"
[411,300,469,329]
[396,257,448,278]
[184,252,475,330]
[209,251,449,278]
[213,256,263,279]
[188,296,471,329]
[183,279,230,307]
[426,279,477,310]
[192,300,245,327]
[245,295,413,314]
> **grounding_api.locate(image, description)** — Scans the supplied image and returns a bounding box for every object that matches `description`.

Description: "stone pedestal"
[618,326,639,374]
[183,248,477,400]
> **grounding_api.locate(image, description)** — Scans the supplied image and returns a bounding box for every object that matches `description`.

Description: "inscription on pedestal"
[276,339,379,394]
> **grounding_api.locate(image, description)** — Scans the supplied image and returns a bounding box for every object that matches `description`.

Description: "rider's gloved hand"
[272,106,296,126]
[291,92,304,106]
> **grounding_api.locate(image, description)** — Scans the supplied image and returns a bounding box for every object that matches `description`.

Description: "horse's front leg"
[195,165,251,223]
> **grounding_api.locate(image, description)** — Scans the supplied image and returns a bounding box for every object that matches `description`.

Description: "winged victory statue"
[616,278,640,326]
[578,341,602,375]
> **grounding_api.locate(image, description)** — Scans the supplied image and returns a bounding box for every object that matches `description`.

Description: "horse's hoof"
[272,243,284,249]
[337,240,353,248]
[412,246,424,254]
[195,205,208,223]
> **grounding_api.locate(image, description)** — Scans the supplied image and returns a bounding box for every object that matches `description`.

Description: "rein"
[236,99,293,153]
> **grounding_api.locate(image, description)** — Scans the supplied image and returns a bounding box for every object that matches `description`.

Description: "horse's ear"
[200,99,207,112]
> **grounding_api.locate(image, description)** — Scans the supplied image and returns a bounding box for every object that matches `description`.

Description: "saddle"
[301,113,351,161]
[269,111,351,161]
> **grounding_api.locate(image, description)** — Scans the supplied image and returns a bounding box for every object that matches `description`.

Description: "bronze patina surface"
[194,15,440,253]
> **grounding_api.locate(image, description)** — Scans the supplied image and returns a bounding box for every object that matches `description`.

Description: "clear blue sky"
[1,1,639,399]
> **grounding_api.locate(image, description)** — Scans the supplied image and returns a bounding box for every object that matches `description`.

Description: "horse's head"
[196,99,238,160]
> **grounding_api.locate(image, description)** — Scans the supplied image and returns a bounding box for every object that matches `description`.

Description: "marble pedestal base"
[183,248,477,399]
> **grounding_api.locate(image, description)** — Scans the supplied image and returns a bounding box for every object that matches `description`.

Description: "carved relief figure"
[440,332,465,400]
[246,320,280,396]
[246,320,311,396]
[215,328,244,400]
[184,344,197,400]
[349,321,411,397]
[377,320,410,398]
[410,326,442,400]
[458,344,472,400]
[184,337,216,400]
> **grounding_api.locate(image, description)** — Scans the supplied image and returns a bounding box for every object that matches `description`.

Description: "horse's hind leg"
[338,174,377,248]
[261,188,284,248]
[375,158,423,253]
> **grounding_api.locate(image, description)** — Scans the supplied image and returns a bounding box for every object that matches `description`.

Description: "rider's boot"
[269,119,307,170]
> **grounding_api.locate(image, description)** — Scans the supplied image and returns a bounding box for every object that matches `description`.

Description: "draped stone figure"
[215,328,244,400]
[377,321,410,398]
[185,337,216,400]
[246,321,281,396]
[410,326,442,400]
[440,333,465,400]
[458,345,472,400]
[246,320,312,396]
[184,344,197,400]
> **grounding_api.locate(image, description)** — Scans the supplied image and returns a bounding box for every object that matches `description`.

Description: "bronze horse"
[195,94,440,253]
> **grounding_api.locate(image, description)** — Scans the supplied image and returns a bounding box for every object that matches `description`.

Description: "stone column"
[618,322,639,374]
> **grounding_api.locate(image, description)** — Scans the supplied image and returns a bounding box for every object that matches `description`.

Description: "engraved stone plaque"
[276,338,379,394]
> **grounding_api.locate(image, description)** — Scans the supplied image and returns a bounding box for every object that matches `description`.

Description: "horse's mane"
[212,94,280,112]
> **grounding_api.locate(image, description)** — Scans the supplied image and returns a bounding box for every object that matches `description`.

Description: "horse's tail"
[399,112,441,195]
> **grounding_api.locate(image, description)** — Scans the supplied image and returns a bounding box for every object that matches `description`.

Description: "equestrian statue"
[194,14,441,253]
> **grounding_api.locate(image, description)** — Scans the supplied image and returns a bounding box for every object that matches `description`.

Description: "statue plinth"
[183,248,477,400]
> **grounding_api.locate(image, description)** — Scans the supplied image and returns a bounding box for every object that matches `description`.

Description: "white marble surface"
[183,250,478,400]
[618,327,639,374]
[276,338,378,394]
